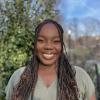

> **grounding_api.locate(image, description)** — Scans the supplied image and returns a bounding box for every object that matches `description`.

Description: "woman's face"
[36,23,62,67]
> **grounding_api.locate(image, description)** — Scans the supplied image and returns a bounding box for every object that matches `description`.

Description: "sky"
[57,0,100,36]
[58,0,100,20]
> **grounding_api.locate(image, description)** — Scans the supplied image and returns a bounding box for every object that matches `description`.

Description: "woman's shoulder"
[74,65,94,83]
[74,66,86,73]
[10,67,25,78]
[5,67,26,99]
[7,67,26,86]
[74,66,95,99]
[74,66,90,77]
[13,67,26,76]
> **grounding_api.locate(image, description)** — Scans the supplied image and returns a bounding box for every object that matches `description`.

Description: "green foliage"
[0,0,57,99]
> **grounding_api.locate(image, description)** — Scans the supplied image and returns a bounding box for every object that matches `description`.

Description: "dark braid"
[12,56,38,100]
[12,19,79,100]
[57,53,79,100]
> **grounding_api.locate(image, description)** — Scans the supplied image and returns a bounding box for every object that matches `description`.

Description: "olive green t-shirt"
[5,66,95,100]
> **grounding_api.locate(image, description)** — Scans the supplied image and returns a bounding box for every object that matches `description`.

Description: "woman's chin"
[39,60,57,67]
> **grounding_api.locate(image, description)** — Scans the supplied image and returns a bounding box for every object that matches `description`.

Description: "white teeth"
[43,54,54,59]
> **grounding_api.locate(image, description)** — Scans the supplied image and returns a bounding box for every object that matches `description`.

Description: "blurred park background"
[0,0,100,99]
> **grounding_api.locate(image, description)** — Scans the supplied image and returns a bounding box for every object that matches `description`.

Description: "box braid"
[12,19,79,100]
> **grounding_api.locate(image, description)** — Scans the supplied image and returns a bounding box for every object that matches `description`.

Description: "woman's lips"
[42,54,54,59]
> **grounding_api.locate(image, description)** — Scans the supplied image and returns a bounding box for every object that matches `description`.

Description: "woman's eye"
[54,40,61,43]
[37,39,44,42]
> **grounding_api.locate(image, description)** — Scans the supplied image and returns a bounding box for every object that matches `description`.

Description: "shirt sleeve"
[82,69,95,99]
[75,66,95,100]
[5,67,25,100]
[5,72,16,100]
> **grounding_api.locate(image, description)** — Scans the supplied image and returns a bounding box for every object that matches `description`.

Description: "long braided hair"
[12,19,79,100]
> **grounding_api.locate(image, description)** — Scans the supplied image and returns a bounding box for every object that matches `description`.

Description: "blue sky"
[58,0,100,20]
[57,0,100,36]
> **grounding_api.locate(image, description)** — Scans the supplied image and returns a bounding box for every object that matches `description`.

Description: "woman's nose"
[44,41,53,50]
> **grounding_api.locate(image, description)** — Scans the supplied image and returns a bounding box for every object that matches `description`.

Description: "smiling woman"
[5,19,96,100]
[36,23,61,67]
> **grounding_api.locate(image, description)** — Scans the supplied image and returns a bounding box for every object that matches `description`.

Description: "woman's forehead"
[37,23,59,35]
[40,23,58,31]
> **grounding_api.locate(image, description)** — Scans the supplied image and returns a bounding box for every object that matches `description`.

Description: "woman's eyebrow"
[37,35,44,38]
[53,36,60,39]
[38,34,60,38]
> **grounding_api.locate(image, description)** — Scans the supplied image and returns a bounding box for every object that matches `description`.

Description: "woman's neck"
[38,64,57,87]
[38,64,56,75]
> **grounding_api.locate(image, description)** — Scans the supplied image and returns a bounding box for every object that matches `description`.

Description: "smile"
[43,54,54,59]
